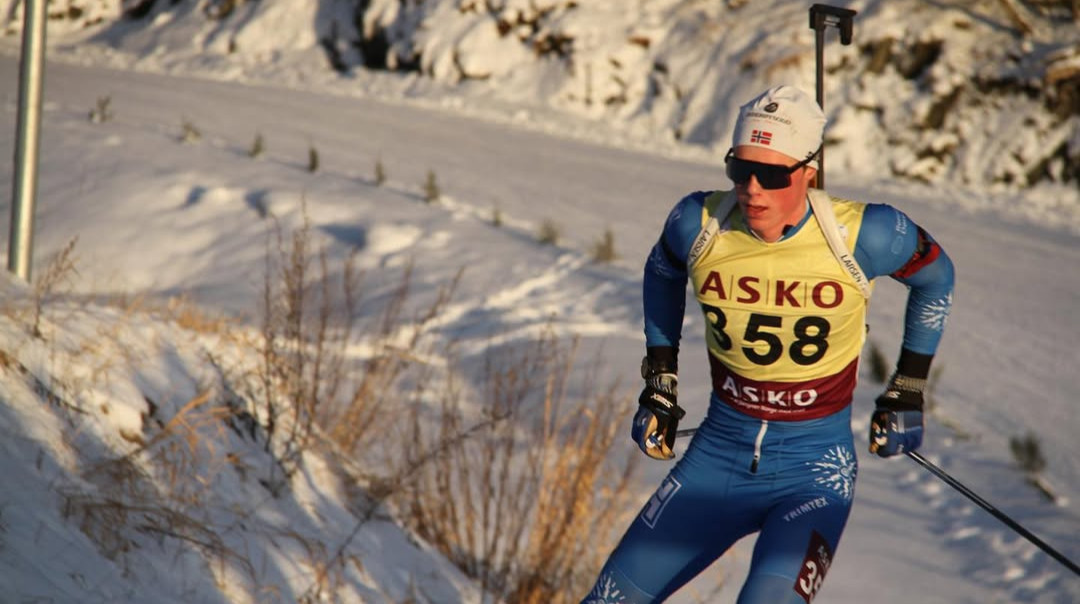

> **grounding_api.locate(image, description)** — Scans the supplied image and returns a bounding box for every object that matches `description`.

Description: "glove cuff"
[887,373,927,393]
[642,346,678,376]
[877,373,926,412]
[895,348,933,380]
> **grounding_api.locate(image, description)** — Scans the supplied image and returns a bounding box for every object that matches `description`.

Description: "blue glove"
[632,355,685,461]
[869,374,926,457]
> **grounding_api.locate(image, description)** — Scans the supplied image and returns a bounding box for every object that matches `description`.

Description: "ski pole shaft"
[675,428,696,439]
[906,450,1080,576]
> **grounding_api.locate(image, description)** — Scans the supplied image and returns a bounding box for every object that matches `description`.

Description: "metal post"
[9,0,48,282]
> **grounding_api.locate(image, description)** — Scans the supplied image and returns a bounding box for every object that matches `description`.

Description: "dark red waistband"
[709,355,858,421]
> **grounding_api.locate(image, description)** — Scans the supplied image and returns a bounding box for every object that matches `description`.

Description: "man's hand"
[869,374,926,457]
[632,352,685,460]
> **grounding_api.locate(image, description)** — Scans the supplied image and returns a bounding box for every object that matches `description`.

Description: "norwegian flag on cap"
[751,130,772,145]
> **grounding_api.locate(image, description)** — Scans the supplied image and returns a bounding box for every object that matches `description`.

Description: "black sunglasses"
[724,147,820,190]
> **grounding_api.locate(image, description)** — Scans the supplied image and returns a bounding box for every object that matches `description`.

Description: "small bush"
[591,228,617,263]
[492,205,503,227]
[375,157,386,186]
[537,219,560,245]
[392,335,640,604]
[1010,431,1047,474]
[308,145,320,173]
[248,132,264,159]
[180,118,201,144]
[866,340,890,385]
[89,96,112,124]
[423,169,440,203]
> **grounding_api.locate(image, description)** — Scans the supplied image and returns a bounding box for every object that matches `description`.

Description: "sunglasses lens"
[726,158,791,190]
[756,169,791,190]
[725,160,751,185]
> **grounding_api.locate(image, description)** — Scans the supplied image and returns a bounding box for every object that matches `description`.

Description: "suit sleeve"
[642,193,709,350]
[854,204,955,356]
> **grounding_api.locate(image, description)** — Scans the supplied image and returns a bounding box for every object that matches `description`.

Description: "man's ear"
[804,166,819,188]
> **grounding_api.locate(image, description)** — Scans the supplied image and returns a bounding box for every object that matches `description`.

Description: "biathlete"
[581,85,955,604]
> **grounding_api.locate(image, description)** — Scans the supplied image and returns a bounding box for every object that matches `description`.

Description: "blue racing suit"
[582,190,955,603]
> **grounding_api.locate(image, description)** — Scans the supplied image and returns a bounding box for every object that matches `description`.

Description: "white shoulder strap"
[807,188,871,299]
[687,191,736,270]
[686,189,871,299]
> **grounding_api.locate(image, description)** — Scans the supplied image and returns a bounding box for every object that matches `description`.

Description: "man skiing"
[581,85,955,603]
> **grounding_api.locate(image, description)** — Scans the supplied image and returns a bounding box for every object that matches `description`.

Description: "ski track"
[898,449,1080,603]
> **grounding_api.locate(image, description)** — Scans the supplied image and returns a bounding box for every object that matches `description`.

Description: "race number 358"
[794,531,833,603]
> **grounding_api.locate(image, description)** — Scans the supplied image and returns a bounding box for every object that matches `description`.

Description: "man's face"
[731,145,817,242]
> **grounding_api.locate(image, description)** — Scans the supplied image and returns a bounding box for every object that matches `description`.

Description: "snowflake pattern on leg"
[809,445,857,502]
[583,570,629,603]
[918,292,952,331]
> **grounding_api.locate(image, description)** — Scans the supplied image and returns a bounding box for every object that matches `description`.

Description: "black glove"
[632,348,685,460]
[870,373,926,457]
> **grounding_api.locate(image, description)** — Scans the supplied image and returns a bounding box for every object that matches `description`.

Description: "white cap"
[732,85,825,162]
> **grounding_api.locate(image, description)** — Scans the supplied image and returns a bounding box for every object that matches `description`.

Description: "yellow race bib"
[691,193,870,419]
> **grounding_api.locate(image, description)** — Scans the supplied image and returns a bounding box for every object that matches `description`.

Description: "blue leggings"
[582,403,858,603]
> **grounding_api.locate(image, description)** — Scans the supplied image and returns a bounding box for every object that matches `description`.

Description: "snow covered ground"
[0,1,1078,602]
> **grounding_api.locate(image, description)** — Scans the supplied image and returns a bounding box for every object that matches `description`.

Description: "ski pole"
[808,4,856,190]
[906,450,1080,577]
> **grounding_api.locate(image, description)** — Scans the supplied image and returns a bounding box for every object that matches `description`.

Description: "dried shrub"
[392,335,640,603]
[538,219,560,245]
[1010,431,1047,474]
[591,228,617,263]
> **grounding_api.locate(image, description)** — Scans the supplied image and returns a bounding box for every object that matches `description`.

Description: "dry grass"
[390,334,640,603]
[164,295,236,334]
[538,219,561,245]
[213,213,641,601]
[423,169,440,203]
[866,339,891,385]
[239,207,365,484]
[15,197,646,603]
[88,95,113,124]
[30,236,79,338]
[249,131,265,159]
[591,227,617,263]
[1010,431,1047,474]
[58,390,251,578]
[180,118,202,143]
[374,157,387,185]
[111,293,235,336]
